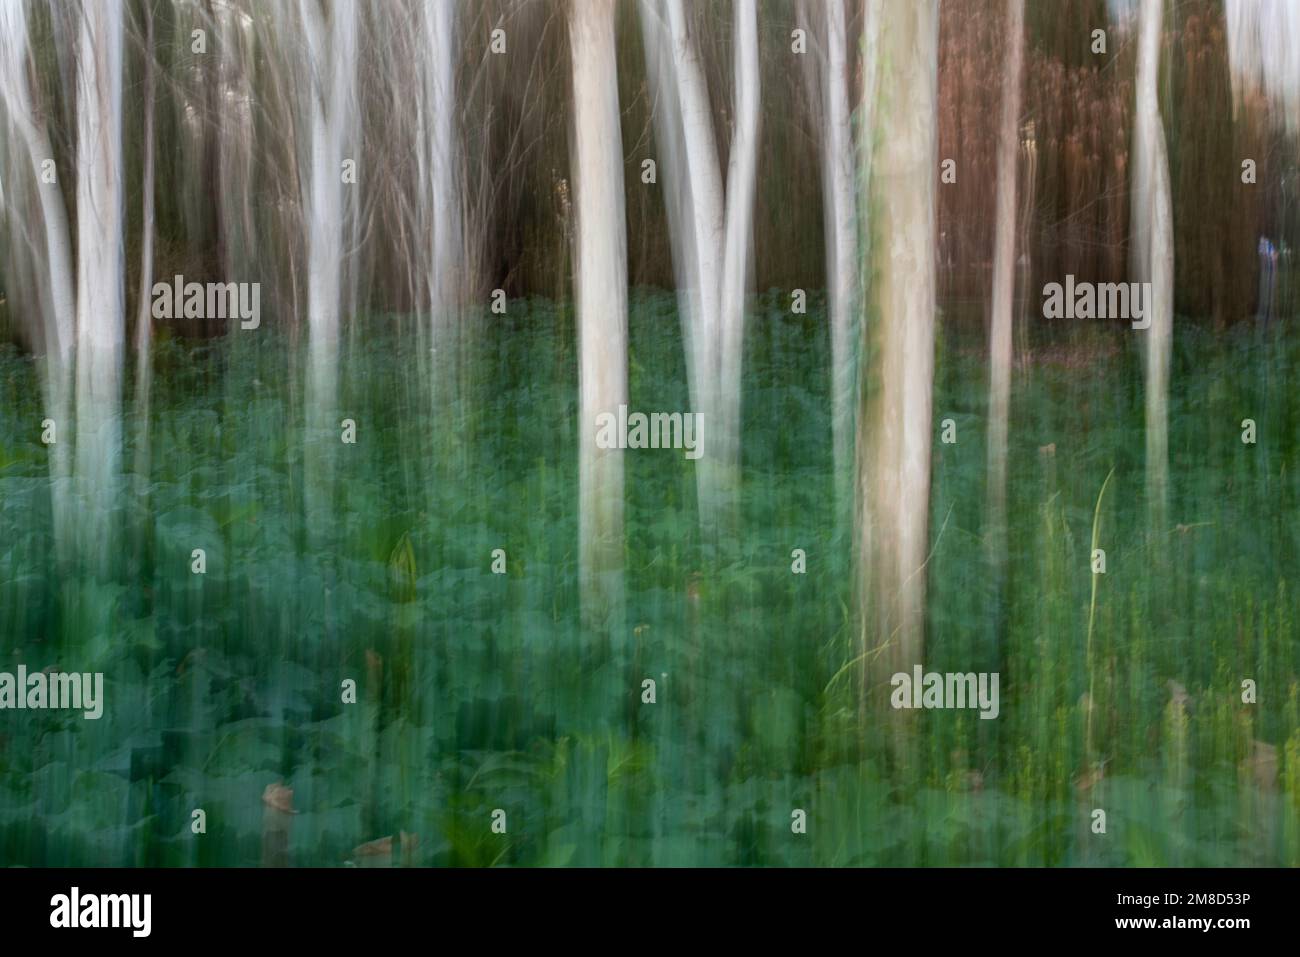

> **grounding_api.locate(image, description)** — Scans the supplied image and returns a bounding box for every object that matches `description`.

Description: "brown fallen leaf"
[1038,443,1056,456]
[1074,761,1107,794]
[352,835,393,858]
[351,831,419,860]
[262,781,297,814]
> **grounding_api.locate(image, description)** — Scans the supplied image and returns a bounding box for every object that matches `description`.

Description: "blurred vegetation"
[0,292,1296,866]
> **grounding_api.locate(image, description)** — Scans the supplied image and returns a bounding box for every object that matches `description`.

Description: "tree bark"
[821,0,859,528]
[858,0,940,687]
[570,0,629,634]
[299,0,359,544]
[0,1,77,566]
[646,0,760,545]
[73,0,126,578]
[133,1,157,568]
[1131,0,1173,536]
[422,0,462,339]
[716,0,760,529]
[986,0,1025,584]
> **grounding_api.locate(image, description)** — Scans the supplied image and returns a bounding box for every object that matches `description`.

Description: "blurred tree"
[570,0,628,635]
[986,0,1025,630]
[1130,0,1174,533]
[858,0,940,687]
[73,0,126,577]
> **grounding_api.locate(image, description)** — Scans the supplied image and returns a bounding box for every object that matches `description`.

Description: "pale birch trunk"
[663,0,725,537]
[570,0,628,633]
[73,0,126,577]
[421,0,461,338]
[133,1,157,530]
[986,0,1025,569]
[715,0,760,522]
[1016,127,1037,364]
[859,0,939,685]
[638,0,722,554]
[417,0,462,420]
[821,0,859,526]
[637,0,700,384]
[299,0,359,541]
[0,1,76,565]
[646,0,759,543]
[215,4,258,288]
[637,0,707,529]
[1131,0,1173,535]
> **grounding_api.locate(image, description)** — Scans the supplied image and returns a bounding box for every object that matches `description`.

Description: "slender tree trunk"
[570,0,628,634]
[858,0,939,687]
[637,0,699,390]
[662,0,725,538]
[201,0,226,305]
[73,0,126,578]
[986,0,1025,583]
[1131,0,1173,536]
[1016,130,1037,365]
[418,0,462,421]
[423,0,461,338]
[215,2,257,290]
[300,0,358,542]
[821,0,859,528]
[133,1,157,564]
[637,0,710,544]
[648,0,759,545]
[715,0,760,531]
[0,2,77,566]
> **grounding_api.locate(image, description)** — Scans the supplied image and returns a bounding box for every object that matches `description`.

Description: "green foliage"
[0,298,1296,865]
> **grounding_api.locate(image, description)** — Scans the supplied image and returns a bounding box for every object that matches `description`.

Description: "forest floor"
[0,291,1296,865]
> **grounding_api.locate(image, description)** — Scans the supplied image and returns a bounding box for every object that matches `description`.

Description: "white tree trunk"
[421,0,461,337]
[1131,0,1173,532]
[299,0,358,537]
[986,0,1024,561]
[215,3,258,286]
[570,0,629,633]
[664,0,724,369]
[637,0,700,385]
[647,0,759,542]
[0,1,77,564]
[133,1,157,516]
[715,0,760,524]
[73,0,126,577]
[662,0,725,535]
[859,0,939,683]
[821,0,859,524]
